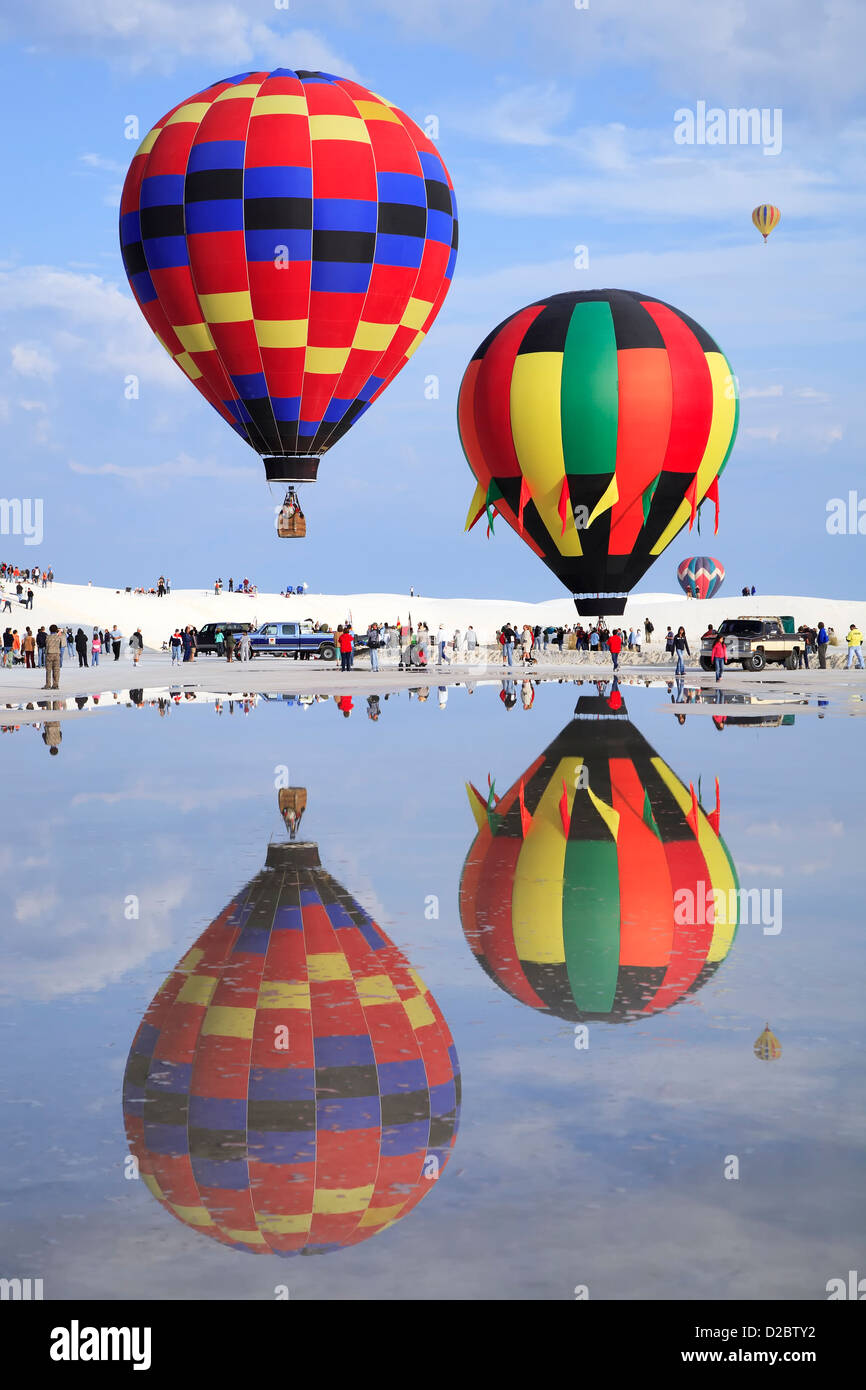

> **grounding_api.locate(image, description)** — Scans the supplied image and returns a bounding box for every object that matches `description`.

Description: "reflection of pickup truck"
[700,616,802,672]
[250,621,339,660]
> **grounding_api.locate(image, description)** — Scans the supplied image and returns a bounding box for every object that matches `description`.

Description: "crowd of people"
[213,577,259,596]
[2,623,130,682]
[0,560,54,613]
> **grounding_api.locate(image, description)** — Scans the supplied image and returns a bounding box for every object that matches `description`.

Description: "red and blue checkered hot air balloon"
[119,69,458,534]
[123,833,460,1256]
[677,555,725,600]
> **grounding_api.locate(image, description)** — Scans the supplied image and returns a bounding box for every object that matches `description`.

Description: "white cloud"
[794,386,831,403]
[11,342,56,381]
[1,877,191,1001]
[741,385,783,399]
[453,82,575,147]
[744,426,781,442]
[68,450,255,486]
[18,399,48,412]
[14,889,61,923]
[2,4,359,77]
[0,267,182,389]
[78,152,126,174]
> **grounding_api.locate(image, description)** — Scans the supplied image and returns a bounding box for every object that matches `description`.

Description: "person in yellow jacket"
[846,624,864,669]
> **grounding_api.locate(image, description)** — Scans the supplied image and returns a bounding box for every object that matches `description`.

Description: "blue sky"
[0,1,864,598]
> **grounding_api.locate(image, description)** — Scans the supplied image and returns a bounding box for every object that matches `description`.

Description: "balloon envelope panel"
[677,555,725,599]
[123,843,460,1255]
[459,698,739,1022]
[458,290,737,603]
[119,69,458,462]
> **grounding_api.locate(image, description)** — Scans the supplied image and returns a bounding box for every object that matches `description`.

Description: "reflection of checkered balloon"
[677,555,725,599]
[124,843,460,1256]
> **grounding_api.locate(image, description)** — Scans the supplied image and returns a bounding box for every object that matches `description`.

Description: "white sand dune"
[4,581,863,653]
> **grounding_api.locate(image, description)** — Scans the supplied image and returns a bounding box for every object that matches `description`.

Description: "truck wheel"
[784,651,798,670]
[699,657,713,672]
[746,651,766,672]
[319,644,336,661]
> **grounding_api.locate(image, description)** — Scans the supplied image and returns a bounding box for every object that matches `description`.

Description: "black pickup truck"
[195,621,255,655]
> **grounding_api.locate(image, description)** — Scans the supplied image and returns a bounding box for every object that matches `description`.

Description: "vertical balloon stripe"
[642,301,713,475]
[649,351,736,555]
[560,299,618,476]
[716,352,739,476]
[477,839,548,1008]
[474,306,541,480]
[510,353,583,556]
[512,760,572,965]
[188,79,280,452]
[563,839,620,1014]
[610,758,674,968]
[457,360,490,488]
[608,347,673,556]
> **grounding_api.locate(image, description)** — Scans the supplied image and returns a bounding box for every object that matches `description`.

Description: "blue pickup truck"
[250,621,338,660]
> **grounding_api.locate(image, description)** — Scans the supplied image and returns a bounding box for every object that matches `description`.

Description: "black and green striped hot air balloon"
[459,290,738,615]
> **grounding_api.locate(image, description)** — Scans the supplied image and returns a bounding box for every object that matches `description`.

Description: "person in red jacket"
[607,629,623,671]
[711,634,727,682]
[338,626,354,673]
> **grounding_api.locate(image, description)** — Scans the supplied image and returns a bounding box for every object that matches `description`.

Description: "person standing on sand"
[91,629,102,666]
[466,626,477,653]
[238,629,251,662]
[816,622,829,670]
[23,627,35,668]
[43,624,61,689]
[131,629,144,665]
[846,625,864,669]
[712,633,727,682]
[224,629,235,662]
[111,626,122,661]
[608,628,622,671]
[367,623,381,672]
[437,625,450,666]
[170,630,183,666]
[75,628,89,667]
[672,626,690,676]
[338,626,354,672]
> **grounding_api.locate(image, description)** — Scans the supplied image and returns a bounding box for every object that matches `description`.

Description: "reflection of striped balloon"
[753,1023,782,1061]
[124,843,460,1256]
[459,290,738,611]
[752,205,781,241]
[459,698,739,1023]
[677,554,725,599]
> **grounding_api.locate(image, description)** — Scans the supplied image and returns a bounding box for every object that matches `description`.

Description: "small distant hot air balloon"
[754,1023,782,1061]
[124,790,460,1255]
[677,555,725,600]
[120,69,458,537]
[459,695,740,1023]
[459,290,738,615]
[752,205,781,242]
